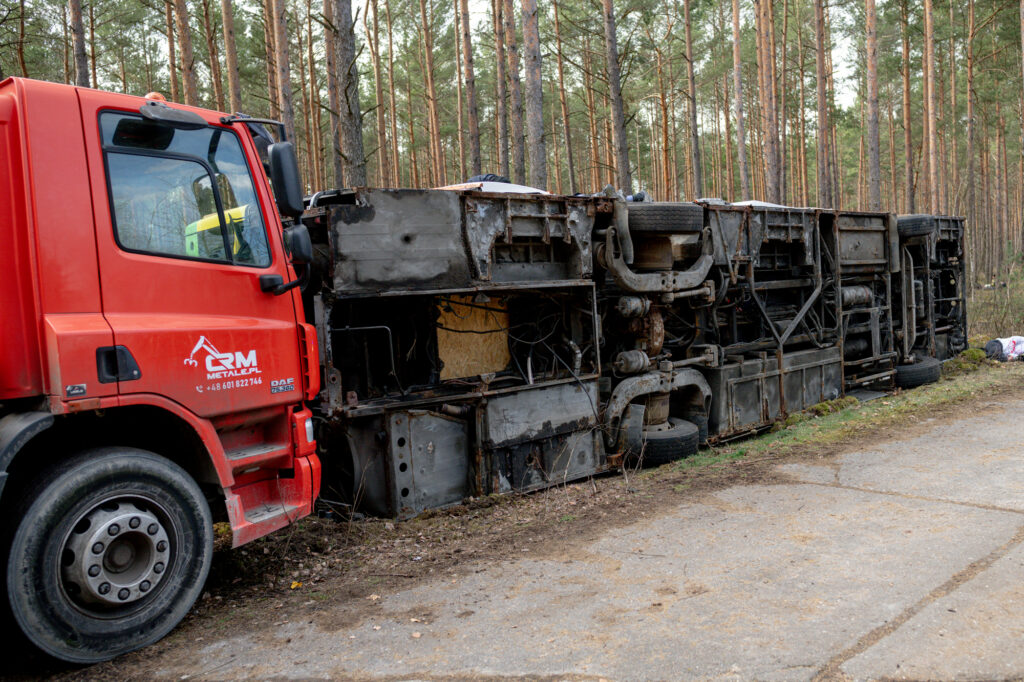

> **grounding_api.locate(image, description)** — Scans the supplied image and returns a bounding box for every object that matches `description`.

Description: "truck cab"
[0,77,319,662]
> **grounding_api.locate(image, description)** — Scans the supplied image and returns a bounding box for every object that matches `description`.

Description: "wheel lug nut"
[129,517,141,529]
[117,588,130,601]
[154,562,164,574]
[140,580,151,592]
[92,542,104,554]
[98,582,111,595]
[108,524,120,536]
[147,524,158,535]
[157,540,167,552]
[88,564,101,577]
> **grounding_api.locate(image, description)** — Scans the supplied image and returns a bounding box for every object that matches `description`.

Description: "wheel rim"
[60,495,173,616]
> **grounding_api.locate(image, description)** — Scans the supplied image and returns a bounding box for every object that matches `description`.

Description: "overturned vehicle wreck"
[299,187,965,517]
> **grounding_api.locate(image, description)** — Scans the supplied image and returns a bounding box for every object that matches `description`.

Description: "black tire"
[897,214,936,238]
[6,448,213,663]
[627,202,704,234]
[894,356,942,389]
[686,414,709,447]
[640,418,700,466]
[465,173,510,184]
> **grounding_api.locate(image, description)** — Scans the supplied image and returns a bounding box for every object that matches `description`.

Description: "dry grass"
[969,256,1024,340]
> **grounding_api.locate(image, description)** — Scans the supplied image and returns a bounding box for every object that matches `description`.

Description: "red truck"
[0,78,320,662]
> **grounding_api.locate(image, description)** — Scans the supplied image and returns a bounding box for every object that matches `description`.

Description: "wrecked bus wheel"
[6,448,212,663]
[626,202,704,234]
[894,356,942,389]
[639,418,700,466]
[896,214,937,238]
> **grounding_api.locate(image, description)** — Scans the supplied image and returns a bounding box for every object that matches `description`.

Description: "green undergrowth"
[666,361,1024,474]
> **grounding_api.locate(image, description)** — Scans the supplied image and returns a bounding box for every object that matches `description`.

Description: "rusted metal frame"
[602,367,711,447]
[340,373,600,419]
[706,204,746,284]
[602,225,714,295]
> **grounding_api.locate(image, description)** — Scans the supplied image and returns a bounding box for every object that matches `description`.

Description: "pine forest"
[3,0,1024,302]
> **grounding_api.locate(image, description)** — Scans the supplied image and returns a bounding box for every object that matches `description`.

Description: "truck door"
[77,91,305,418]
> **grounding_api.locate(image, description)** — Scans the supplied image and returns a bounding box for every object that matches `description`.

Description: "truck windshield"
[99,111,270,267]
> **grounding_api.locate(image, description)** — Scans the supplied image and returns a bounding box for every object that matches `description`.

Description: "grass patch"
[674,362,1024,473]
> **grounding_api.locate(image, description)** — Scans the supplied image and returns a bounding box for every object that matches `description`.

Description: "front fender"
[0,411,54,501]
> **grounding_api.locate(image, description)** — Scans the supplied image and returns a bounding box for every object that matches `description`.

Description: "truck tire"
[627,202,704,234]
[6,448,213,663]
[894,356,942,389]
[640,418,700,466]
[896,214,936,238]
[686,414,709,447]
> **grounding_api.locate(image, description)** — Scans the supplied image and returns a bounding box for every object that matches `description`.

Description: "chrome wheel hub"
[62,499,171,608]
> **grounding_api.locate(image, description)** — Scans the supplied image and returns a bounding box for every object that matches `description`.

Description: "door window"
[100,112,271,267]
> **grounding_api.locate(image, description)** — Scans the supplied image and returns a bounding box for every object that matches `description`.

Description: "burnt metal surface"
[831,211,898,389]
[304,188,965,517]
[324,188,600,295]
[703,347,843,436]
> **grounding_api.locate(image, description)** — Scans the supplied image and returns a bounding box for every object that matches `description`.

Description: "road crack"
[811,524,1024,681]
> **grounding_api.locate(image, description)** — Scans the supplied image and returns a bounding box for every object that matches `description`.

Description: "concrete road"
[167,402,1024,681]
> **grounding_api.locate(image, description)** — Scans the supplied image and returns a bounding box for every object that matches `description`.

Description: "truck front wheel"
[6,448,212,663]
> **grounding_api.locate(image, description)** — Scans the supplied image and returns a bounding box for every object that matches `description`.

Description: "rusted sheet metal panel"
[704,204,817,268]
[327,188,598,295]
[484,380,598,448]
[835,212,891,273]
[464,194,596,282]
[702,347,842,437]
[388,410,470,517]
[330,189,471,292]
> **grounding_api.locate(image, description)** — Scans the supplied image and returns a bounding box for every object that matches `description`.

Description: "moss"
[808,396,860,416]
[942,347,991,377]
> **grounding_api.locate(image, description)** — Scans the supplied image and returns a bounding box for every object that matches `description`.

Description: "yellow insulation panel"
[436,296,510,379]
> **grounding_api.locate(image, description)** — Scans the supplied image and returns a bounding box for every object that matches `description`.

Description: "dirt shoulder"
[26,361,1024,680]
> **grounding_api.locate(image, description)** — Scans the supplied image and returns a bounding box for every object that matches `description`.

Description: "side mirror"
[283,223,312,265]
[269,141,304,219]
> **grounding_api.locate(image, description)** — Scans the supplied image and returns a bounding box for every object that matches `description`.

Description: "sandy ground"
[14,367,1024,681]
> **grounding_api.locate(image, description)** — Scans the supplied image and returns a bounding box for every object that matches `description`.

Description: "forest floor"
[14,360,1024,680]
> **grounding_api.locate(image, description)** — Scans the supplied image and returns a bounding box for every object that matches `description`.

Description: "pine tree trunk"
[220,0,243,113]
[583,41,601,191]
[17,0,28,77]
[70,0,89,87]
[924,0,939,213]
[502,0,525,184]
[336,0,366,185]
[263,0,280,119]
[814,0,832,207]
[173,0,200,106]
[1019,0,1024,244]
[901,0,914,212]
[552,0,576,193]
[796,0,808,205]
[272,0,296,143]
[369,0,391,185]
[521,0,546,189]
[62,4,69,84]
[201,0,225,111]
[493,0,509,179]
[384,0,400,183]
[684,0,702,198]
[601,0,632,193]
[89,5,96,88]
[454,0,466,181]
[460,0,482,177]
[297,25,313,186]
[323,0,343,186]
[165,2,179,100]
[418,0,445,185]
[864,0,881,210]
